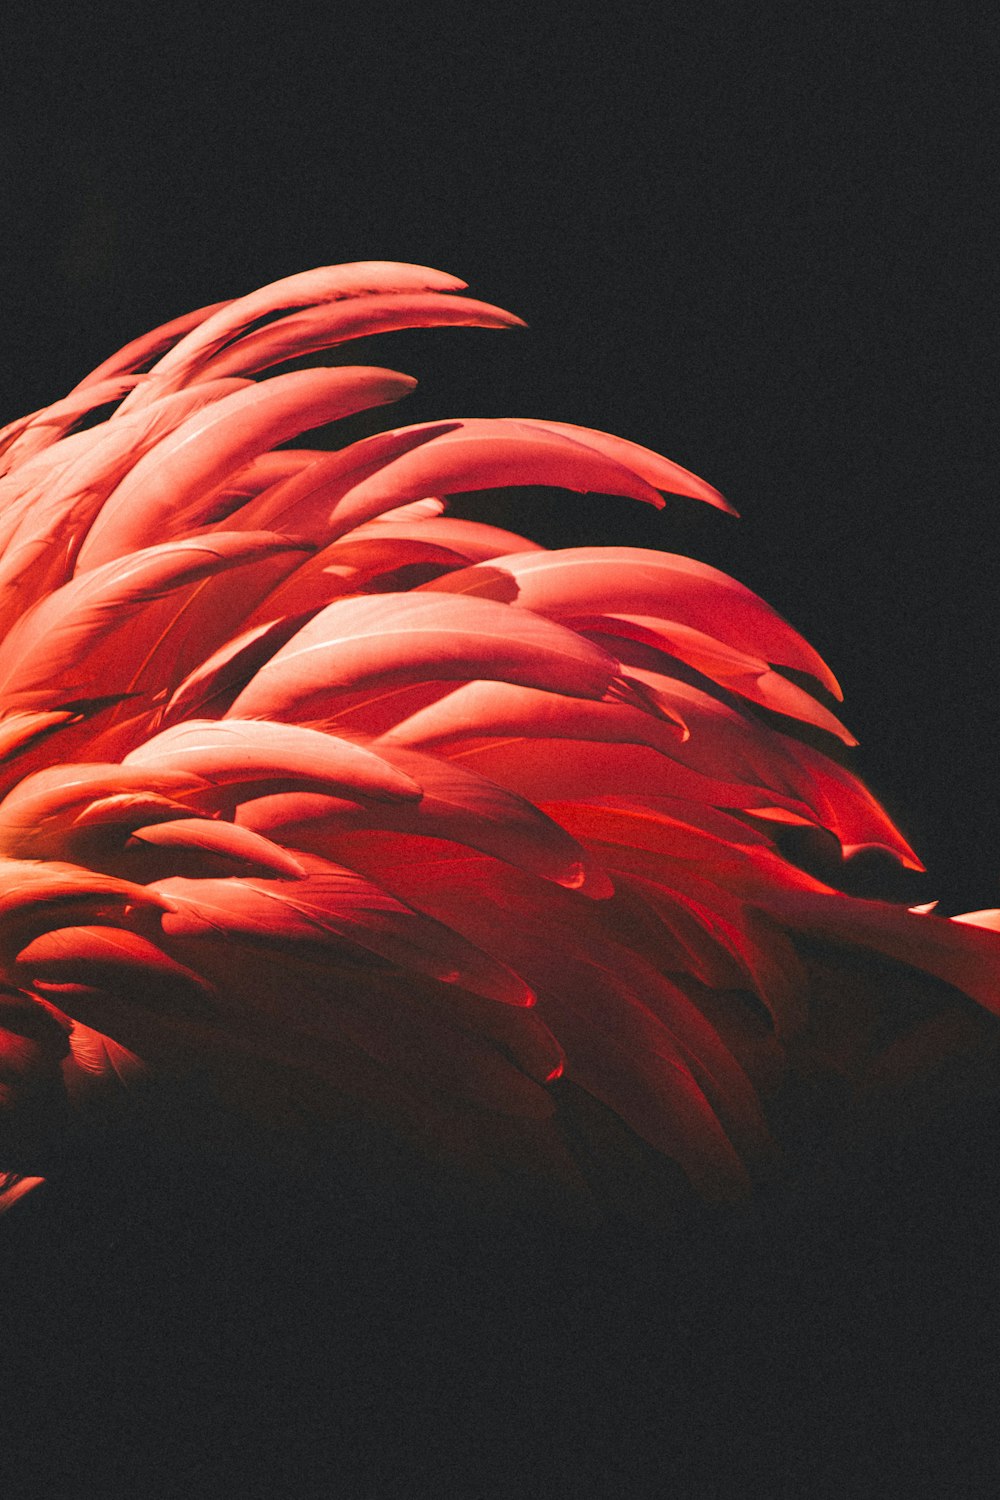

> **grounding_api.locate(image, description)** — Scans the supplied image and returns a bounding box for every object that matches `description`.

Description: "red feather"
[0,261,997,1222]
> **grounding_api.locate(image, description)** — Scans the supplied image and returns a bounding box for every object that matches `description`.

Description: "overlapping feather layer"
[0,262,997,1213]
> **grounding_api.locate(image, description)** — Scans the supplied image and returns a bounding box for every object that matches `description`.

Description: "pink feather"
[0,261,995,1219]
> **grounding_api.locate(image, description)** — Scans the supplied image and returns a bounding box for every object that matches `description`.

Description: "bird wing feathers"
[0,261,996,1216]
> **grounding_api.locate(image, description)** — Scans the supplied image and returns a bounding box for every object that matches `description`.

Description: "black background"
[2,5,999,1495]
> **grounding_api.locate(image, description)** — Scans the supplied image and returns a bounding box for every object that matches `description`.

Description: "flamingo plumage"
[0,261,997,1223]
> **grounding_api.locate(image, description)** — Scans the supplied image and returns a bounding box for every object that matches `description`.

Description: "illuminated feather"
[0,260,997,1219]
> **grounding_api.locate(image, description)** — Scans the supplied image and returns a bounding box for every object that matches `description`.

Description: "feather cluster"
[0,262,997,1216]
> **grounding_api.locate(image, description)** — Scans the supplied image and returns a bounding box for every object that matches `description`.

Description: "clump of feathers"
[0,262,997,1223]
